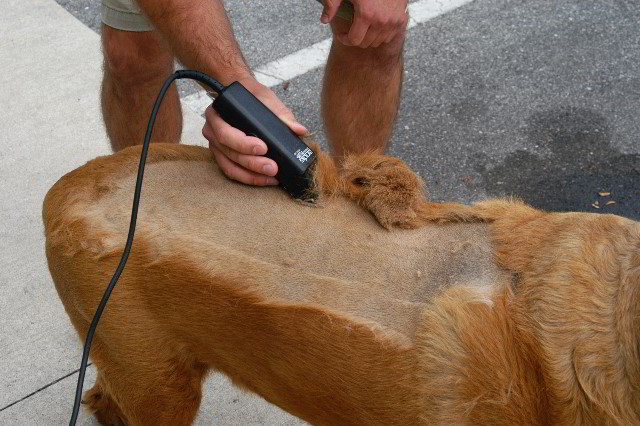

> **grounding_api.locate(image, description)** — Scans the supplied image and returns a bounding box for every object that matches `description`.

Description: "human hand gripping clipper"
[211,81,316,199]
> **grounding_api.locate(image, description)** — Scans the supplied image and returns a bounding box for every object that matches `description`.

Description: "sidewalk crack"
[0,363,92,413]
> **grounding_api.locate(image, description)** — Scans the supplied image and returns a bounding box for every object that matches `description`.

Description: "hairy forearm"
[136,0,253,85]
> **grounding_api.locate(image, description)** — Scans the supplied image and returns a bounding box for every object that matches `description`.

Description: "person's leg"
[101,25,182,152]
[321,19,407,159]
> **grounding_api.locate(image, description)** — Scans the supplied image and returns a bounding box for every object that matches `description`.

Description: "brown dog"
[43,143,639,425]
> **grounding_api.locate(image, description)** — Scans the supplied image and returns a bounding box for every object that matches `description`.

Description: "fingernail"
[253,145,265,155]
[262,164,275,175]
[297,124,309,134]
[321,13,329,24]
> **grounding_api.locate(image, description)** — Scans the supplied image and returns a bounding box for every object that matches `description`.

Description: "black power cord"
[68,70,224,426]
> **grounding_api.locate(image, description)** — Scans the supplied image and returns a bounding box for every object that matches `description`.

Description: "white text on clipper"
[295,147,313,163]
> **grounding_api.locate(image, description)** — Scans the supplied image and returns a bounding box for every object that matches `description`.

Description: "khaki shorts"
[102,1,355,32]
[102,0,153,32]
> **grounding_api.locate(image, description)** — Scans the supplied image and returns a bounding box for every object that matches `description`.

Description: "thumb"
[321,0,343,24]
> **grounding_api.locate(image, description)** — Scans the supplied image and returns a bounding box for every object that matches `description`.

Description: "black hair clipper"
[212,82,316,200]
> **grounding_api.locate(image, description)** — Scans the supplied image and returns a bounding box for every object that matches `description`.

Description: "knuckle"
[213,152,226,170]
[246,158,258,172]
[357,3,371,17]
[227,149,242,165]
[223,166,241,183]
[218,127,233,147]
[202,124,215,142]
[219,147,236,165]
[361,9,374,21]
[215,139,228,155]
[210,122,223,142]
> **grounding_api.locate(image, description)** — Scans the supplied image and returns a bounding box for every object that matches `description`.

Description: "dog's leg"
[90,349,207,426]
[83,372,127,426]
[68,314,206,426]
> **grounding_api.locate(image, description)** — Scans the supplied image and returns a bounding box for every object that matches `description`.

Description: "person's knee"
[330,20,406,64]
[102,25,173,87]
[378,24,407,59]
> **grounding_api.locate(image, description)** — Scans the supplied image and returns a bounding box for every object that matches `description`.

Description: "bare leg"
[101,25,182,152]
[321,19,406,159]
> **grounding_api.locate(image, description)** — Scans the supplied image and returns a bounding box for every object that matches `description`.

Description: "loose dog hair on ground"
[43,143,639,425]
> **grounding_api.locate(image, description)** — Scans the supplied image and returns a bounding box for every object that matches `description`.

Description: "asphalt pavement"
[55,0,640,217]
[1,0,638,425]
[270,0,640,217]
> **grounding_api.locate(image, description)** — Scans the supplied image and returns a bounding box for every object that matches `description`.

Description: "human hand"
[202,78,308,186]
[321,0,409,48]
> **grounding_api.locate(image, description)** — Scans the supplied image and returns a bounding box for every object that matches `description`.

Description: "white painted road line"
[254,38,333,87]
[407,0,474,27]
[183,0,474,115]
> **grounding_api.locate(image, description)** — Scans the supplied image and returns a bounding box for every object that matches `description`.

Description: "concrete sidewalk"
[0,0,301,424]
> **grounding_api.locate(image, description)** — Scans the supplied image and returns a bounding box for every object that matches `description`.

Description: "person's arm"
[136,0,308,186]
[136,0,252,84]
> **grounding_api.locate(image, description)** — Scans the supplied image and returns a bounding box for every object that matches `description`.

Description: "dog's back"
[43,144,640,425]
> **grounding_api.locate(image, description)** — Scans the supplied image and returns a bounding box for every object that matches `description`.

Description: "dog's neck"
[423,203,640,426]
[493,210,640,425]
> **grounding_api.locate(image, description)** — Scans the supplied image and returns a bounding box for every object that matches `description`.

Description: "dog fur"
[43,143,640,425]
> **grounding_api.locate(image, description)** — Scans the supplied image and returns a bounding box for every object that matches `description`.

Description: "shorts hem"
[101,4,153,32]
